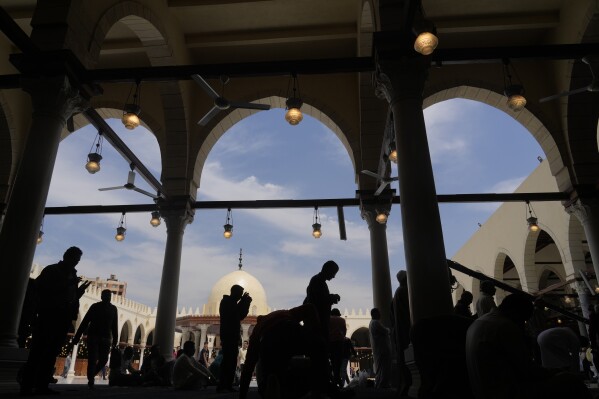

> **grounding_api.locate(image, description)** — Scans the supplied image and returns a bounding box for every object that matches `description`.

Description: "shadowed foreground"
[0,384,399,399]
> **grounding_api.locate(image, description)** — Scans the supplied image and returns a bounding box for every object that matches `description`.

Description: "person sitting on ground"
[108,347,141,387]
[172,341,216,390]
[466,294,592,399]
[208,349,223,381]
[140,344,169,386]
[454,290,474,318]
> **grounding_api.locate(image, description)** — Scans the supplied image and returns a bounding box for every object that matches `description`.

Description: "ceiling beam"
[42,191,571,215]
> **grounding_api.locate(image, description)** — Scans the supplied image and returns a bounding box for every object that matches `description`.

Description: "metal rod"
[83,108,166,198]
[43,191,571,215]
[447,259,588,324]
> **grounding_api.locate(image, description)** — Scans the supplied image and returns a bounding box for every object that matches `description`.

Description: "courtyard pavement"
[0,376,399,399]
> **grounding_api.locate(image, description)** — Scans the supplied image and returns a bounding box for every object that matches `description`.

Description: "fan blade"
[99,186,125,191]
[539,86,589,103]
[229,102,271,111]
[198,106,222,126]
[361,170,383,180]
[374,181,390,196]
[127,171,136,185]
[191,74,219,99]
[133,187,158,199]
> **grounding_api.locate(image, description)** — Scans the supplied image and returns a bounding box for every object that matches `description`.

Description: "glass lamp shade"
[285,97,303,125]
[150,211,161,227]
[122,112,140,130]
[507,94,527,112]
[312,223,322,239]
[122,104,141,130]
[564,296,572,304]
[389,149,398,164]
[36,231,44,245]
[505,85,526,112]
[375,212,388,224]
[223,224,233,239]
[414,32,438,55]
[527,217,539,232]
[285,107,303,125]
[595,287,599,294]
[85,153,102,174]
[115,226,126,241]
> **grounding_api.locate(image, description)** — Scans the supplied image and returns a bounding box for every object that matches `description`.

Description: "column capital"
[564,198,598,225]
[161,196,195,232]
[21,75,88,121]
[374,56,430,105]
[361,202,392,229]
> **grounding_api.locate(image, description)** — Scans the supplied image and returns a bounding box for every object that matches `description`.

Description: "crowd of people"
[17,246,597,398]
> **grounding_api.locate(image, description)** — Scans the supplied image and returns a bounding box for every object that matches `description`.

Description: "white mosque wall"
[451,160,582,307]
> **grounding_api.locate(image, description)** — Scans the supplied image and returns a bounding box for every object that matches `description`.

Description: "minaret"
[238,248,243,270]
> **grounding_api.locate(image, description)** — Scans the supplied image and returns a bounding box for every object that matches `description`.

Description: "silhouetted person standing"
[304,260,341,345]
[391,270,412,396]
[217,284,252,393]
[476,280,497,317]
[72,289,118,389]
[369,308,392,389]
[454,290,474,318]
[20,247,90,395]
[329,308,347,388]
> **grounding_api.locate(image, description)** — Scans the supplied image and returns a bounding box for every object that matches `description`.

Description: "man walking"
[217,285,252,393]
[19,247,89,395]
[72,289,118,389]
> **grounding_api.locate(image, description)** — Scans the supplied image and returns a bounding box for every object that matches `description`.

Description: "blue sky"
[33,98,543,312]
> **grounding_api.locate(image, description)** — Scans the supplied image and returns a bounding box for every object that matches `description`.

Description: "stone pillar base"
[0,347,28,393]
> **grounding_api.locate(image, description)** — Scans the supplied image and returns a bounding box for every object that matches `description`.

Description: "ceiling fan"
[98,166,158,199]
[192,74,271,126]
[361,170,399,196]
[539,56,599,103]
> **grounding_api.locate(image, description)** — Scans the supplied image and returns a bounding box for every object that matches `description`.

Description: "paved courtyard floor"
[0,376,399,399]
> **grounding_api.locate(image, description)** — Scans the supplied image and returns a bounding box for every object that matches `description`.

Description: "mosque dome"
[205,266,269,316]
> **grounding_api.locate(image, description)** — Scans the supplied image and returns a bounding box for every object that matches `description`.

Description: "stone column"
[153,204,193,361]
[138,344,146,369]
[198,324,208,348]
[361,203,393,326]
[193,329,201,357]
[0,76,87,348]
[566,199,599,331]
[375,57,453,323]
[241,324,251,343]
[67,344,78,377]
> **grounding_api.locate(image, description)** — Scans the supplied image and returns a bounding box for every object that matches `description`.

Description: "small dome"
[205,270,268,316]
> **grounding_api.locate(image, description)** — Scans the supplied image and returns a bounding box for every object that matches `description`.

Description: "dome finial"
[238,248,243,270]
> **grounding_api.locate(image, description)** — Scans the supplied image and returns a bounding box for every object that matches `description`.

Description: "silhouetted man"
[476,280,497,317]
[455,290,474,318]
[217,284,252,393]
[304,260,341,344]
[72,289,118,389]
[20,247,90,395]
[173,341,215,390]
[391,270,411,396]
[369,308,392,389]
[329,308,347,388]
